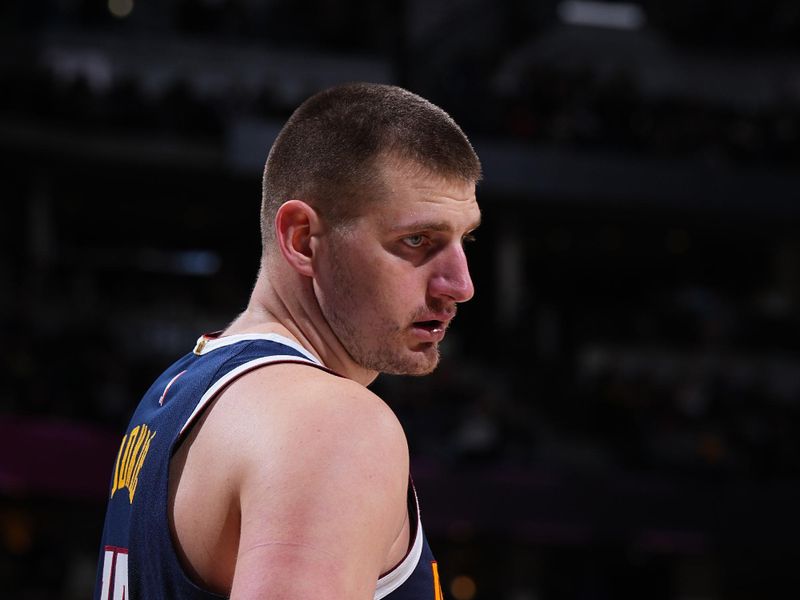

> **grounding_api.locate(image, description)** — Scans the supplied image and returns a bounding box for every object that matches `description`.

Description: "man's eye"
[403,235,426,248]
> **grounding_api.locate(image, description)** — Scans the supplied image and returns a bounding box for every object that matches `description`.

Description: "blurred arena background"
[2,1,800,598]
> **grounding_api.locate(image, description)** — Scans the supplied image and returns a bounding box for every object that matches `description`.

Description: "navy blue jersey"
[95,332,444,600]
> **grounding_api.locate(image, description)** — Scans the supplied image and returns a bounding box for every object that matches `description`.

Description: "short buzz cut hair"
[260,82,482,247]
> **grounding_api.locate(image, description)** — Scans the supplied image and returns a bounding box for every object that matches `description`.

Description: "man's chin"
[381,345,440,376]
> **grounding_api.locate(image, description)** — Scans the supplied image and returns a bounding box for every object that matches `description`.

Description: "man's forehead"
[375,152,467,182]
[359,156,480,227]
[381,159,476,194]
[377,195,481,231]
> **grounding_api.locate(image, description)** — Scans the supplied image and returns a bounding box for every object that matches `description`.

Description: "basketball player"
[95,82,482,599]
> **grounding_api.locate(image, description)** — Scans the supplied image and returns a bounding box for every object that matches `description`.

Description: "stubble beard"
[329,308,441,376]
[322,291,441,376]
[320,245,441,376]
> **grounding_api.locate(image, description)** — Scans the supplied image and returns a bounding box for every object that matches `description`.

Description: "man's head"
[260,82,481,247]
[262,83,482,377]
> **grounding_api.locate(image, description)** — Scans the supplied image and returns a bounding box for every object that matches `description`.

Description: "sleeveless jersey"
[94,332,444,600]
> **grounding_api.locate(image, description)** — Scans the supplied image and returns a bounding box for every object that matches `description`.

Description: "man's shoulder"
[210,361,408,466]
[230,361,395,418]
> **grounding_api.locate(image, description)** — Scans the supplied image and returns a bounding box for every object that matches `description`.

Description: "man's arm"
[221,364,410,599]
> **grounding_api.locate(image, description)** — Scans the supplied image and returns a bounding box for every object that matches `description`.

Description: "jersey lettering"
[110,423,156,503]
[100,546,129,600]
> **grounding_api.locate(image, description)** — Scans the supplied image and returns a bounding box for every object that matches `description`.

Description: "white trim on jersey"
[179,352,322,436]
[374,490,425,599]
[194,332,322,364]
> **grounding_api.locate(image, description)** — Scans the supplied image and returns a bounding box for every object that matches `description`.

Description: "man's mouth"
[412,320,445,334]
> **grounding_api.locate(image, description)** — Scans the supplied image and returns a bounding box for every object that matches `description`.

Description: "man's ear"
[274,200,322,277]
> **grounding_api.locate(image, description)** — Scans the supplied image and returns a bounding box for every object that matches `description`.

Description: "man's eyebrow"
[390,221,452,233]
[389,216,482,234]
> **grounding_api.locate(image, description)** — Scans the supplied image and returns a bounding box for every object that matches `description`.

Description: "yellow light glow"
[450,575,477,600]
[108,0,134,18]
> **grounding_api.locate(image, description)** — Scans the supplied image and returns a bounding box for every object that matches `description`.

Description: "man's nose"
[428,244,475,303]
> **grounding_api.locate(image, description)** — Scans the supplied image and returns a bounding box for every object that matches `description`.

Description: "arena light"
[557,0,646,30]
[108,0,134,19]
[137,249,222,277]
[450,575,477,600]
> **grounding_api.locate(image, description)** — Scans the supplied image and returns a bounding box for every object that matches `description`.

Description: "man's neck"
[225,275,379,387]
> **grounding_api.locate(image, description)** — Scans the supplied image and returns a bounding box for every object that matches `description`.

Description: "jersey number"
[100,546,129,600]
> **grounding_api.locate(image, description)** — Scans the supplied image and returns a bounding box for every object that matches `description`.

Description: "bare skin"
[169,158,481,599]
